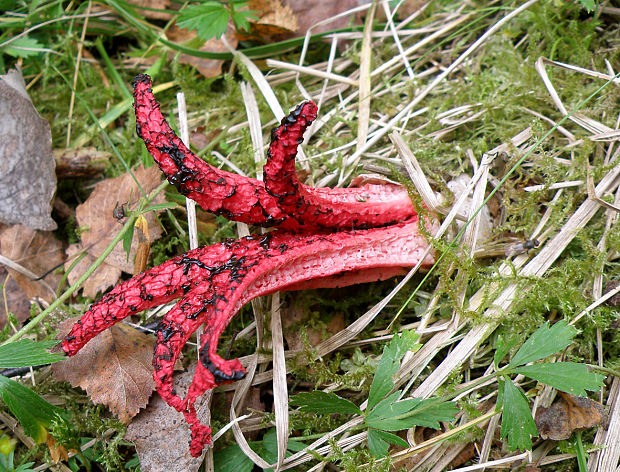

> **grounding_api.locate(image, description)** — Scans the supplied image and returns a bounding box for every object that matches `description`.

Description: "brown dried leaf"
[64,244,122,299]
[126,365,209,471]
[126,0,173,20]
[166,24,238,78]
[0,224,64,303]
[0,267,31,326]
[535,392,604,441]
[286,0,360,35]
[0,68,56,230]
[52,319,156,423]
[241,0,298,42]
[74,165,164,277]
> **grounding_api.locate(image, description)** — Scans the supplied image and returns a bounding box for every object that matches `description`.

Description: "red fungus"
[133,74,416,231]
[61,75,437,457]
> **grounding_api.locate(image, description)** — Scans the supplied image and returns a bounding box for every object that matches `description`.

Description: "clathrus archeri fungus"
[62,74,437,457]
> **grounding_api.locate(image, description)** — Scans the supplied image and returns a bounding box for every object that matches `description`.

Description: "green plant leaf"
[213,444,254,472]
[0,340,64,368]
[499,379,537,451]
[0,376,64,443]
[368,331,420,410]
[514,362,604,396]
[367,429,408,458]
[259,428,306,470]
[494,334,518,368]
[122,221,135,261]
[231,9,257,32]
[177,3,231,41]
[366,392,457,431]
[509,321,576,368]
[576,0,597,12]
[289,391,361,415]
[2,36,45,58]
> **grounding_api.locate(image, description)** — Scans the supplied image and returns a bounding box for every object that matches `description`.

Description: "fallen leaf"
[47,435,69,463]
[0,267,31,326]
[0,224,64,303]
[240,0,298,43]
[126,0,173,20]
[286,0,361,35]
[0,68,56,230]
[535,391,604,441]
[70,165,165,291]
[64,244,122,299]
[166,24,238,78]
[52,319,156,424]
[126,366,209,471]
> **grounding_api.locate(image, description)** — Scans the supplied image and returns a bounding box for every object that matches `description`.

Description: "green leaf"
[367,429,408,458]
[259,429,306,470]
[509,321,576,368]
[0,376,64,443]
[213,444,254,472]
[177,3,231,41]
[494,334,518,368]
[231,10,257,32]
[366,392,457,431]
[514,362,604,396]
[499,379,537,451]
[576,0,596,12]
[2,37,45,58]
[0,340,64,368]
[289,391,361,415]
[368,331,420,410]
[122,221,135,262]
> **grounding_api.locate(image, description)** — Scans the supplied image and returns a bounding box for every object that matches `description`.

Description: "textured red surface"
[62,75,436,457]
[133,74,416,231]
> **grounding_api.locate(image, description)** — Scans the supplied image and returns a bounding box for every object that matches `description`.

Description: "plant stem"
[575,431,588,471]
[3,214,138,345]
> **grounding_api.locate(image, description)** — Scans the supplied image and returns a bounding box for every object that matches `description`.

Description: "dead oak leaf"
[73,165,165,278]
[0,68,56,230]
[535,391,604,441]
[64,243,122,299]
[126,365,209,472]
[52,319,156,424]
[0,224,64,303]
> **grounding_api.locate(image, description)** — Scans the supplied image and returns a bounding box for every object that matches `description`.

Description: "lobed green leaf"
[514,362,604,396]
[177,3,231,41]
[366,391,457,431]
[368,331,420,410]
[289,391,361,415]
[509,320,577,367]
[499,379,537,451]
[367,429,408,458]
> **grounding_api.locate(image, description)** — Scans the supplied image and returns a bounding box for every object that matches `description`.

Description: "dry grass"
[186,2,620,471]
[2,0,619,470]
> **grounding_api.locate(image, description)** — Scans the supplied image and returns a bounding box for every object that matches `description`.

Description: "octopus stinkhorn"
[61,75,436,457]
